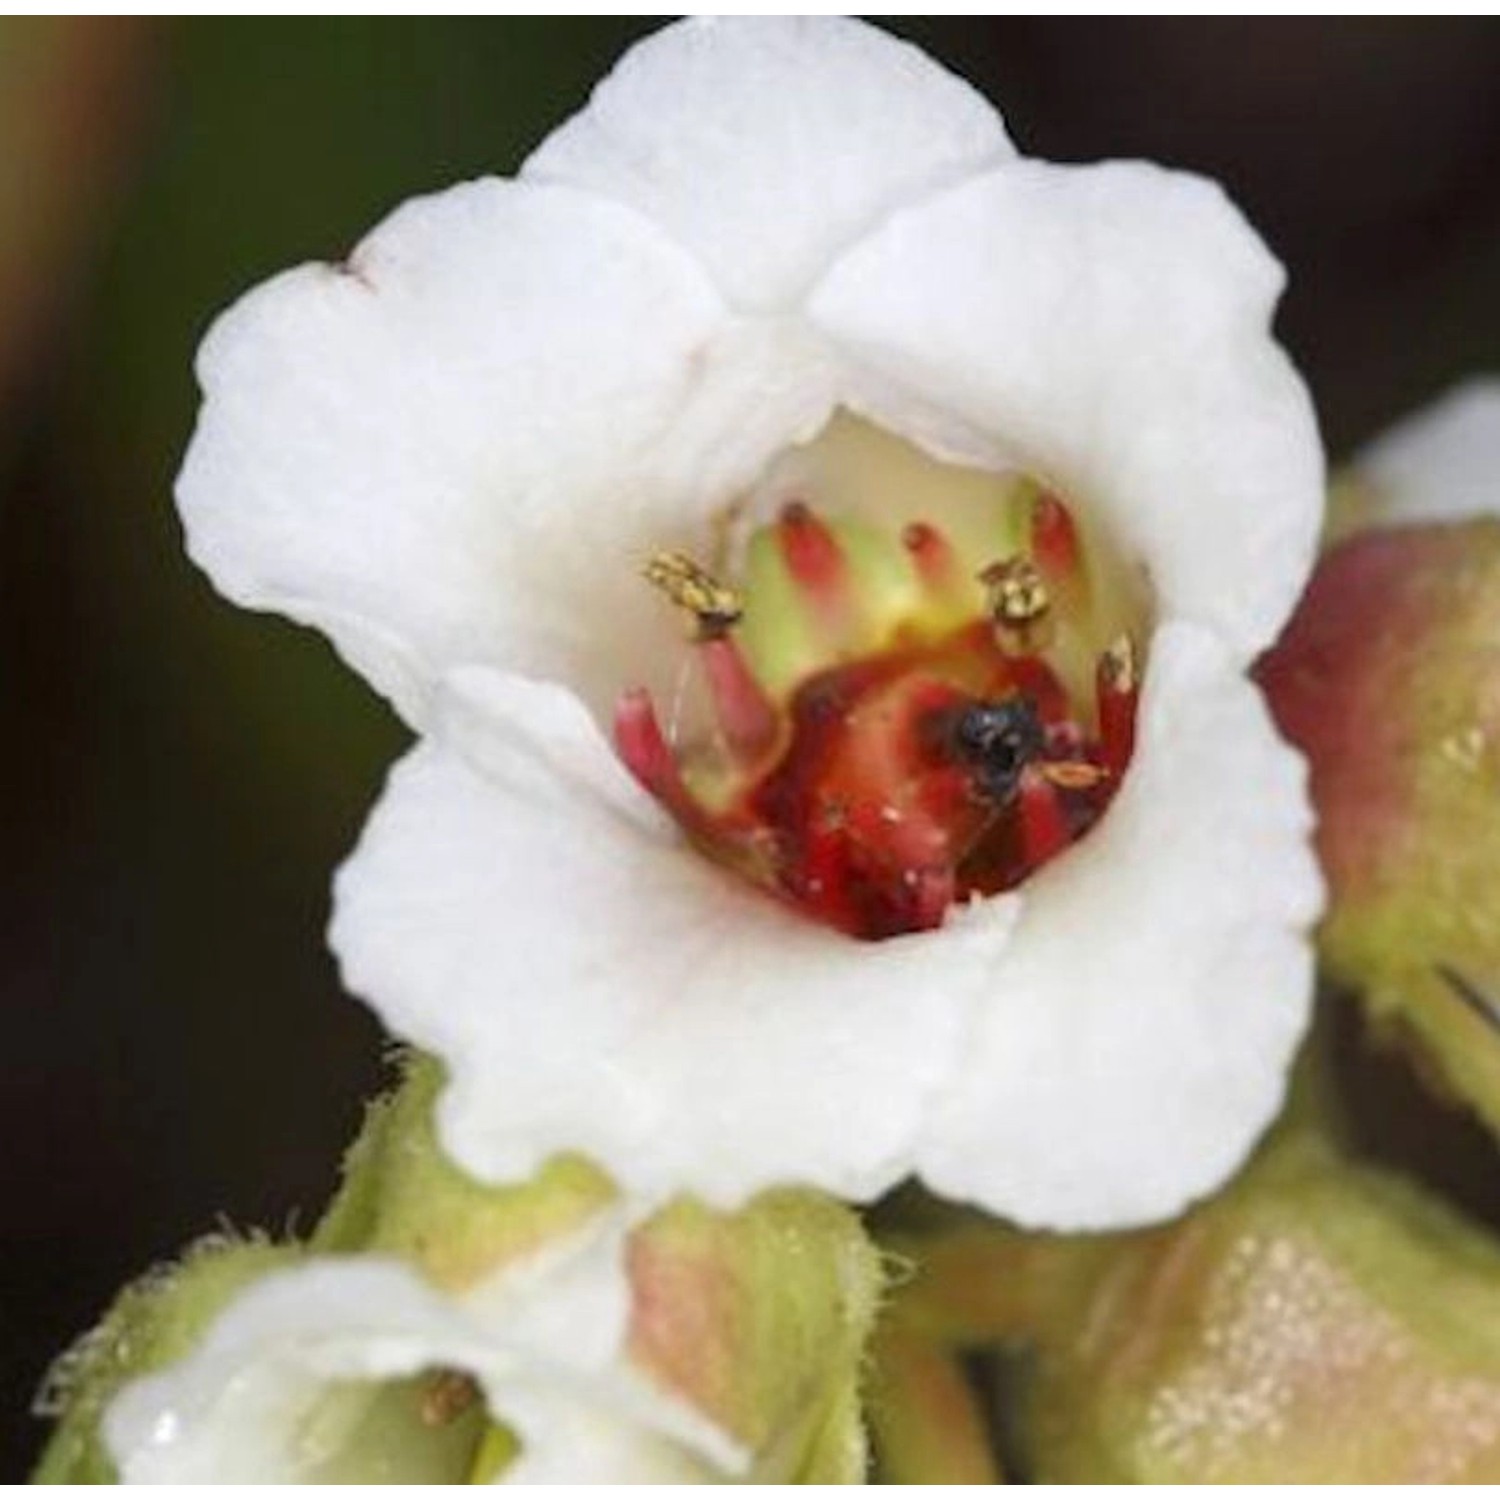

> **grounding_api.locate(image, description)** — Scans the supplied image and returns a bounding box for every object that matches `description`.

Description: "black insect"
[947,696,1045,805]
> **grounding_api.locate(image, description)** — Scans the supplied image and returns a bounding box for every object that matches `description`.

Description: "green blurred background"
[3,17,1498,1479]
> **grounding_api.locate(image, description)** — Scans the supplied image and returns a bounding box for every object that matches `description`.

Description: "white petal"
[524,17,1014,311]
[917,621,1323,1230]
[177,178,751,728]
[106,1235,737,1485]
[330,667,1018,1209]
[810,160,1325,663]
[1355,377,1500,526]
[106,1260,507,1483]
[497,1397,719,1484]
[473,1214,746,1482]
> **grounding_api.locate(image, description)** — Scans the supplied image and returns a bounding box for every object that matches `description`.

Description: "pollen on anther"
[419,1371,479,1429]
[980,556,1050,627]
[1100,632,1137,694]
[1097,633,1139,778]
[643,549,743,640]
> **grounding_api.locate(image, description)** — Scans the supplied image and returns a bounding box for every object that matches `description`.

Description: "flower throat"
[614,426,1142,942]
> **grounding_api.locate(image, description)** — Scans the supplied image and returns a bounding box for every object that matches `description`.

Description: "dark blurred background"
[3,17,1498,1480]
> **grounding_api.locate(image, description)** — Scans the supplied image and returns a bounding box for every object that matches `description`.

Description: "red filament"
[902,520,961,596]
[777,500,852,635]
[1096,652,1137,779]
[700,636,779,765]
[1030,490,1083,584]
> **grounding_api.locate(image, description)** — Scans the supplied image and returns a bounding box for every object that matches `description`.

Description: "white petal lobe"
[105,1231,736,1484]
[1356,377,1500,527]
[177,179,729,728]
[330,668,1016,1209]
[107,1262,490,1483]
[810,160,1324,663]
[525,17,1014,311]
[917,621,1323,1229]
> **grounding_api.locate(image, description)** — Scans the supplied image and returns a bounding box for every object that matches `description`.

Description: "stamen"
[778,500,852,634]
[1017,773,1072,869]
[980,556,1054,654]
[1097,633,1138,778]
[643,549,743,640]
[614,687,712,836]
[419,1370,479,1428]
[699,636,779,765]
[1040,761,1109,791]
[903,520,962,596]
[616,687,774,879]
[640,548,776,764]
[1029,490,1083,584]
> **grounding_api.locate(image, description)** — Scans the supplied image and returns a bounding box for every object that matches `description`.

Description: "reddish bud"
[1259,520,1500,1135]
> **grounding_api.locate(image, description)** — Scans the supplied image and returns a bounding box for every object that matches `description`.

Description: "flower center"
[614,420,1143,941]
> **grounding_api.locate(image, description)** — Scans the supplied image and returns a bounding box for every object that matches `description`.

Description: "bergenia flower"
[105,1231,738,1483]
[84,1112,879,1485]
[103,1228,866,1483]
[178,18,1324,1228]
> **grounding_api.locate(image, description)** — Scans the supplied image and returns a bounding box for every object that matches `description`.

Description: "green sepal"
[32,1234,301,1483]
[313,1051,614,1290]
[625,1188,884,1483]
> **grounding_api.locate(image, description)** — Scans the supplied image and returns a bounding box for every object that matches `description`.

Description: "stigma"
[615,467,1140,942]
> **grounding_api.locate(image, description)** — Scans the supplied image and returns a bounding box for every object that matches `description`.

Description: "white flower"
[177,18,1324,1229]
[85,1067,878,1485]
[105,1221,739,1483]
[103,1197,873,1484]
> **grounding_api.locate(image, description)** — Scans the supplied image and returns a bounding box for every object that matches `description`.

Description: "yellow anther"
[979,556,1050,627]
[643,549,744,640]
[419,1370,480,1429]
[979,555,1053,653]
[1040,761,1109,791]
[1100,632,1137,694]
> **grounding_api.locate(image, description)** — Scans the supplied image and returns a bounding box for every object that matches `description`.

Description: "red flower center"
[615,485,1139,941]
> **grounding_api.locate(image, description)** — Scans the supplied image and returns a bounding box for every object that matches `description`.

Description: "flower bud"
[36,1058,883,1483]
[1259,520,1500,1135]
[890,1132,1500,1482]
[320,1056,884,1480]
[32,1235,301,1483]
